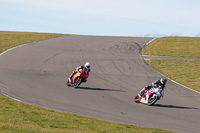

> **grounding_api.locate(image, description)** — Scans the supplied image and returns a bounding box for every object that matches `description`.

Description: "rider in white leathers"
[139,78,167,97]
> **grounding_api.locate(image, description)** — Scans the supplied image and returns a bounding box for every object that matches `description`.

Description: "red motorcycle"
[134,86,163,106]
[67,68,89,88]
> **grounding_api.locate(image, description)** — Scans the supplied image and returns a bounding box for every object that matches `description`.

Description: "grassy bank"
[0,31,174,133]
[142,37,200,92]
[0,94,173,133]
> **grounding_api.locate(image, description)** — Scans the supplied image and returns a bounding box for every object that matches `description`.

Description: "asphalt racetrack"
[0,35,200,133]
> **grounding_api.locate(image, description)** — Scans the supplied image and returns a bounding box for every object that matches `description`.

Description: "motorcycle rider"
[69,62,91,82]
[139,78,167,97]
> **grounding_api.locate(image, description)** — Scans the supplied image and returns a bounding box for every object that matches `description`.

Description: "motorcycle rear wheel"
[73,77,82,88]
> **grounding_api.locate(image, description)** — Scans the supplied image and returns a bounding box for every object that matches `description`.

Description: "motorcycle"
[67,68,89,88]
[134,86,163,106]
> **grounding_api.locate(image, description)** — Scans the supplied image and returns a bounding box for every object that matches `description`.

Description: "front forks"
[145,93,149,104]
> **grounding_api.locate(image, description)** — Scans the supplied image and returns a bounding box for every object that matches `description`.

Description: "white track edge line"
[0,91,22,102]
[0,43,29,102]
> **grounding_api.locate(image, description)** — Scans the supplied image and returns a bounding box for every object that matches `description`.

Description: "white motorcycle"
[134,86,164,106]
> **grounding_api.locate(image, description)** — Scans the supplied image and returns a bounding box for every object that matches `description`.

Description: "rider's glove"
[76,67,80,72]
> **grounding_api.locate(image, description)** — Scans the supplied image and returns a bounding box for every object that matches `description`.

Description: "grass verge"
[142,37,200,92]
[0,31,174,133]
[145,59,200,92]
[0,94,174,133]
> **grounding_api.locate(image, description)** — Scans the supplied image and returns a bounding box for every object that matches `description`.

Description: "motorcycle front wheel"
[147,94,158,106]
[73,77,82,88]
[134,95,139,103]
[67,80,70,86]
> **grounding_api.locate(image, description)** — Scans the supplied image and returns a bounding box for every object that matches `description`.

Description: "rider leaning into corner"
[139,78,167,97]
[69,62,91,82]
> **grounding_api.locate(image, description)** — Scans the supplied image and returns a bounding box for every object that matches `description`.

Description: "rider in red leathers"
[69,62,91,82]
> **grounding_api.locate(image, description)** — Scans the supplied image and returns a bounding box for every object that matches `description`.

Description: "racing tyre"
[134,95,139,103]
[147,94,158,106]
[67,80,70,86]
[73,77,82,88]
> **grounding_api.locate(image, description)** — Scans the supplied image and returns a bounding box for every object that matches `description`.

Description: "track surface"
[0,35,200,133]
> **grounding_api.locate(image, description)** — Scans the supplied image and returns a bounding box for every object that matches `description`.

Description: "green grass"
[145,59,200,92]
[0,94,174,133]
[0,31,174,133]
[142,37,200,57]
[142,37,200,92]
[0,31,66,53]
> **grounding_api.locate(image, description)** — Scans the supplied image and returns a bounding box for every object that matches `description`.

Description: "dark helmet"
[160,78,167,84]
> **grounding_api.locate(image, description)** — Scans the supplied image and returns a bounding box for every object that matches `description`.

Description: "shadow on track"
[154,104,200,110]
[77,87,126,92]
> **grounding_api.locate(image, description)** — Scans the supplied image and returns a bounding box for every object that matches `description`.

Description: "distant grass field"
[0,31,66,53]
[142,37,200,92]
[0,31,174,133]
[142,37,200,57]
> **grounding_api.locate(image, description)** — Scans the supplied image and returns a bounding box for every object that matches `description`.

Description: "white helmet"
[84,62,91,69]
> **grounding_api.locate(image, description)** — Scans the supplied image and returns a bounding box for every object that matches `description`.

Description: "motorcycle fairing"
[73,72,81,83]
[139,89,153,104]
[139,97,146,103]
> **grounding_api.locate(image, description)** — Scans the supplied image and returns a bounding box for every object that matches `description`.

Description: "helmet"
[84,62,91,69]
[160,78,167,84]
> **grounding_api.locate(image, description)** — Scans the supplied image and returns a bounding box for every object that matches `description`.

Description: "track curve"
[0,35,199,133]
